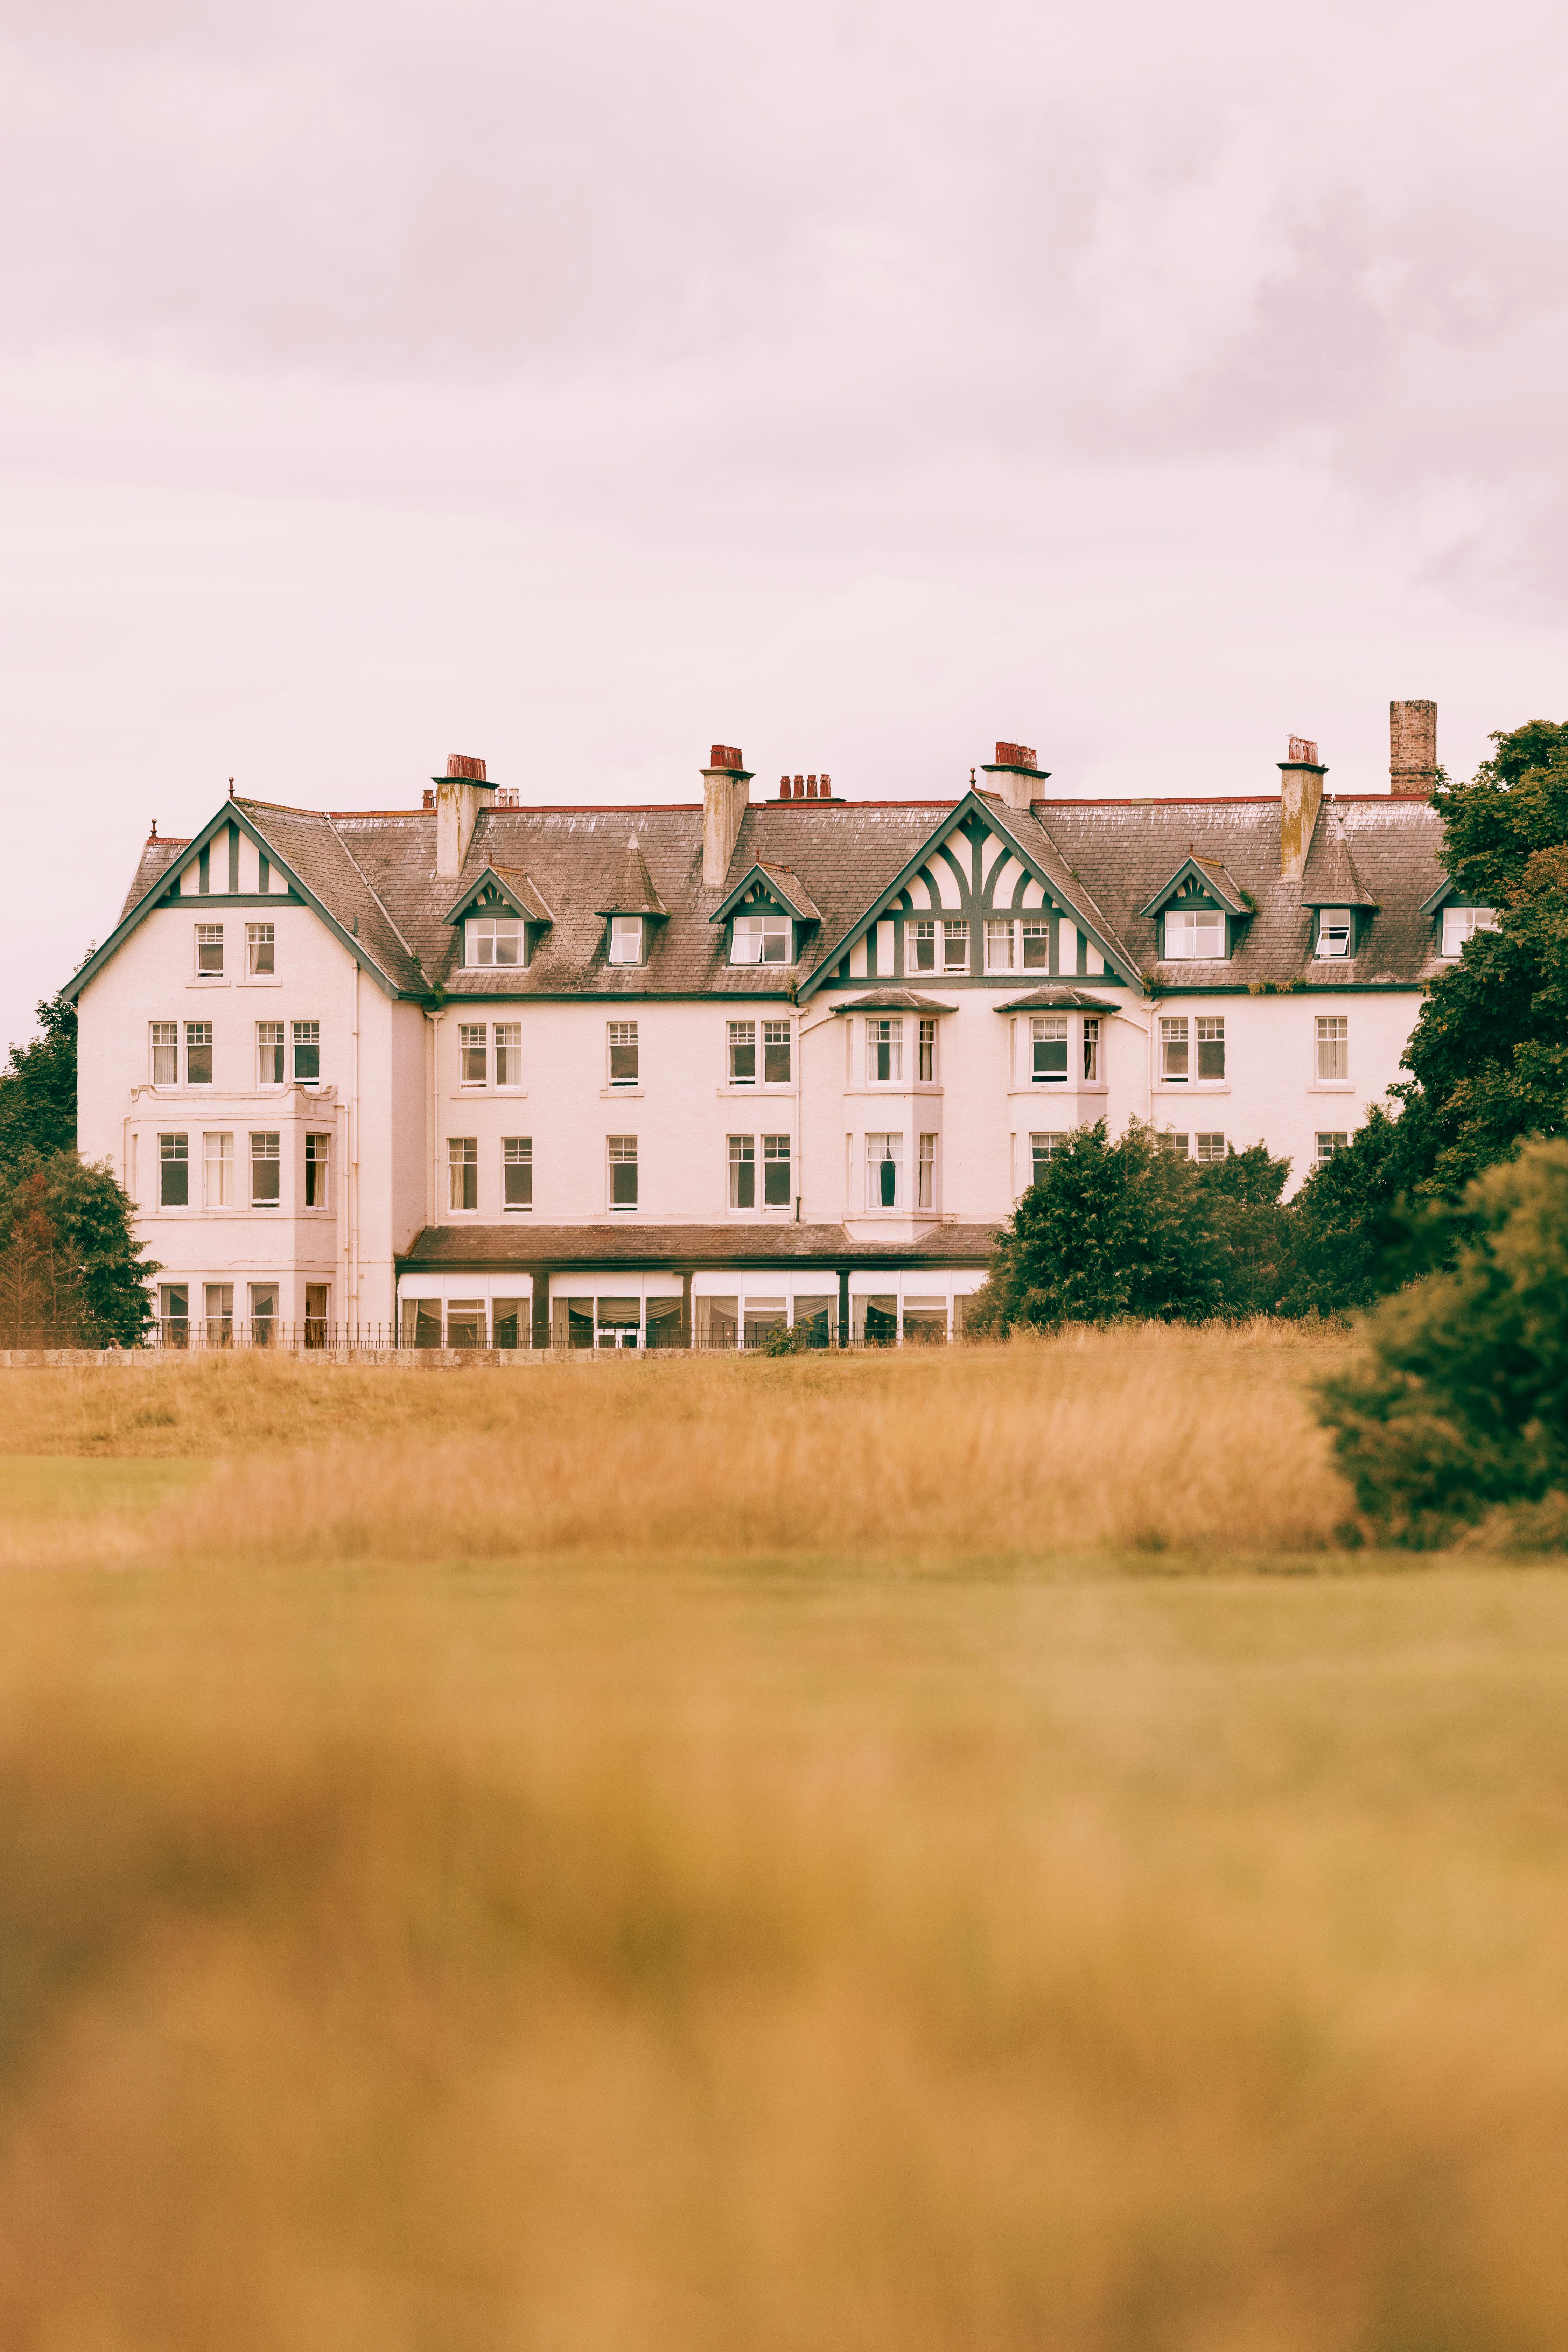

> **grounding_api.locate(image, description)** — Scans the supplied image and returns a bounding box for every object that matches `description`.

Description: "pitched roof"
[118,837,187,922]
[993,988,1120,1013]
[442,863,555,926]
[595,837,668,918]
[832,990,958,1015]
[1139,852,1251,919]
[1300,814,1378,907]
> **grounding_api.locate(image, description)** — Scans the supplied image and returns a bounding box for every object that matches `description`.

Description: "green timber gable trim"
[61,803,419,1006]
[797,791,1140,1000]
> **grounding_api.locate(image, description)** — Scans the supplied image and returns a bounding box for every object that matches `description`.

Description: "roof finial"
[970,767,976,786]
[228,777,234,797]
[150,818,158,840]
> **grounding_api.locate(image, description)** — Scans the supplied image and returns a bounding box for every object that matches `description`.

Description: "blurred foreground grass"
[1,1337,1567,2347]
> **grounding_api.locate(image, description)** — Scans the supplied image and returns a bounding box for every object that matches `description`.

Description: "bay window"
[202,1130,233,1208]
[159,1133,189,1207]
[305,1132,331,1208]
[1082,1017,1101,1083]
[251,1130,281,1206]
[292,1020,320,1084]
[867,1018,903,1083]
[1030,1016,1068,1083]
[918,1132,937,1209]
[866,1132,903,1209]
[918,1018,936,1083]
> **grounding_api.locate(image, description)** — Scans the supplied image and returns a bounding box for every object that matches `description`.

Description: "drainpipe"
[425,1008,446,1226]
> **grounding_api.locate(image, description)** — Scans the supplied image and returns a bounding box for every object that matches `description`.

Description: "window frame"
[194,922,224,979]
[184,1021,213,1086]
[910,916,937,973]
[918,1018,936,1084]
[1019,917,1051,972]
[727,1020,756,1086]
[465,916,525,968]
[158,1131,189,1209]
[1315,1130,1350,1166]
[202,1129,234,1209]
[291,1019,321,1086]
[257,1020,285,1086]
[1029,1015,1069,1085]
[245,921,275,976]
[1441,904,1498,958]
[1163,907,1227,961]
[607,1133,638,1211]
[1195,1015,1225,1081]
[762,1019,792,1085]
[495,1022,523,1088]
[943,918,969,973]
[1030,1132,1063,1186]
[607,915,644,966]
[918,1130,937,1210]
[503,1136,533,1211]
[867,1017,904,1084]
[304,1130,332,1210]
[448,1135,479,1212]
[459,1022,489,1089]
[1315,1014,1350,1085]
[150,1021,178,1087]
[1159,1016,1189,1084]
[984,919,1015,973]
[1194,1132,1227,1164]
[727,1133,756,1209]
[1082,1017,1101,1085]
[607,1020,639,1087]
[865,1130,904,1211]
[1315,908,1353,959]
[729,912,791,967]
[250,1129,281,1208]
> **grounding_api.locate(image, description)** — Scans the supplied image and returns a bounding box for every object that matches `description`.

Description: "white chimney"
[434,753,496,880]
[980,740,1050,812]
[701,743,752,887]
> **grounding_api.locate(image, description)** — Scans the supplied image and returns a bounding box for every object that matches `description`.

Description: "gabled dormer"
[1141,855,1250,962]
[443,864,554,971]
[1302,823,1378,960]
[1419,875,1500,961]
[596,838,668,967]
[710,861,820,968]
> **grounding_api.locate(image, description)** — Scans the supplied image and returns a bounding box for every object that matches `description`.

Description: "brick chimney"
[702,744,752,886]
[980,740,1051,812]
[433,753,497,880]
[1279,736,1326,878]
[1391,700,1437,797]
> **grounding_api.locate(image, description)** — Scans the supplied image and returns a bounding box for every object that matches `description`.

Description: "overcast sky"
[3,0,1565,1044]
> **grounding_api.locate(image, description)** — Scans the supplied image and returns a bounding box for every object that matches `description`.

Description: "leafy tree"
[978,1121,1230,1330]
[0,1152,156,1348]
[1192,1141,1296,1318]
[1318,1138,1568,1545]
[0,989,78,1167]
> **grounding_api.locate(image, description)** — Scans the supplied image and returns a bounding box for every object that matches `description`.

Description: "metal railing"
[142,1316,966,1355]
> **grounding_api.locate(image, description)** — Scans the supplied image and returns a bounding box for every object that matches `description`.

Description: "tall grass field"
[2,1329,1567,2348]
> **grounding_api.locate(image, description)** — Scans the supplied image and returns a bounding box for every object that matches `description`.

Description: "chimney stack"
[776,771,833,800]
[981,740,1050,812]
[433,753,496,879]
[1391,700,1437,797]
[701,743,752,886]
[1279,736,1326,878]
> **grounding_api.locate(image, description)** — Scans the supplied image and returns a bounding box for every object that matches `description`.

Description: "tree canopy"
[0,988,78,1166]
[0,1150,156,1348]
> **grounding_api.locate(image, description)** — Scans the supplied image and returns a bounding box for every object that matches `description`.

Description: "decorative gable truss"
[709,861,821,968]
[62,801,419,1006]
[798,793,1138,995]
[443,864,554,970]
[1141,854,1252,963]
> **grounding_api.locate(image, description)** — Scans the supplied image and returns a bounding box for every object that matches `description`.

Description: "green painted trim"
[796,790,1140,1000]
[158,892,305,908]
[1146,979,1428,998]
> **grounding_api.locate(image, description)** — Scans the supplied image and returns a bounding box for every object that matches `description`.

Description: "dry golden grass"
[0,1322,1360,1567]
[2,1336,1566,2347]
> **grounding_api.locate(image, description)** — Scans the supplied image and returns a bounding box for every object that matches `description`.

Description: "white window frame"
[1159,1016,1189,1083]
[762,1019,792,1085]
[762,1132,791,1209]
[984,919,1015,972]
[1163,908,1226,961]
[185,1021,213,1086]
[202,1129,234,1209]
[1019,917,1051,972]
[1030,1016,1069,1085]
[918,1131,937,1209]
[495,1022,523,1088]
[1315,1130,1349,1166]
[250,1129,281,1208]
[158,1132,189,1208]
[194,922,224,979]
[448,1135,478,1212]
[465,916,524,968]
[608,1134,638,1211]
[257,1020,285,1086]
[608,1021,639,1086]
[1082,1017,1101,1084]
[150,1021,178,1086]
[729,912,791,966]
[867,1018,903,1084]
[1315,909,1353,959]
[943,919,969,972]
[503,1136,533,1211]
[910,916,937,973]
[292,1019,321,1086]
[245,921,275,976]
[727,1020,756,1085]
[1441,905,1498,957]
[1194,1132,1226,1164]
[459,1022,488,1088]
[1316,1015,1350,1084]
[918,1018,936,1084]
[1195,1015,1225,1081]
[728,1133,756,1209]
[305,1130,332,1210]
[1030,1132,1063,1185]
[608,916,644,966]
[865,1131,903,1211]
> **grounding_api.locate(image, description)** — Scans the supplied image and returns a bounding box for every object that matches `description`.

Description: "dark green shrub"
[982,1121,1227,1330]
[1317,1138,1568,1545]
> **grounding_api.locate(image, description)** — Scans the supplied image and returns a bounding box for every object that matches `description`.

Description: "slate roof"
[1035,796,1447,989]
[119,837,188,922]
[400,1221,1003,1269]
[832,990,958,1015]
[100,788,1450,1005]
[994,989,1120,1013]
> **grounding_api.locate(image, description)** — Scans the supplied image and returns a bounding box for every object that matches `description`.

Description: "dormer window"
[731,913,791,966]
[1442,905,1497,957]
[1316,909,1353,959]
[466,917,524,967]
[608,916,644,965]
[1164,908,1225,959]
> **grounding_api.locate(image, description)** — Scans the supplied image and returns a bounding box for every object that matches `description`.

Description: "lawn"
[0,1335,1565,2348]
